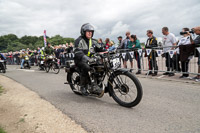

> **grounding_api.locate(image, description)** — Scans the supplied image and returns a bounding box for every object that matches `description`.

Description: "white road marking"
[17,69,35,72]
[157,75,165,79]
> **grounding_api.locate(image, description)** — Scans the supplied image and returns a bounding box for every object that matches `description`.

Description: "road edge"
[0,74,87,133]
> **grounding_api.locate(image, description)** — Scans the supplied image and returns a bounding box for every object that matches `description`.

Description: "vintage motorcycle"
[38,55,45,70]
[23,55,31,69]
[65,51,143,108]
[45,55,60,74]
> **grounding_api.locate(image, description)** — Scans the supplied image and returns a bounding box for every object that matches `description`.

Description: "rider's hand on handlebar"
[88,58,95,63]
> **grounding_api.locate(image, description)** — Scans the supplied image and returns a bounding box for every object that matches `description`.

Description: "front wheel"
[52,62,60,74]
[108,71,143,108]
[45,62,50,73]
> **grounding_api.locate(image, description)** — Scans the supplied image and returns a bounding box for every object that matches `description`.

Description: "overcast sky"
[0,0,200,42]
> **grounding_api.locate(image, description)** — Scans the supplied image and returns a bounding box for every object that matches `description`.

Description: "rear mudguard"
[105,68,130,96]
[66,65,79,83]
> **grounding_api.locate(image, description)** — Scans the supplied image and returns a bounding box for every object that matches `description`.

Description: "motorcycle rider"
[38,47,46,70]
[19,49,30,69]
[44,42,55,66]
[74,23,105,95]
[40,47,45,59]
[45,42,54,55]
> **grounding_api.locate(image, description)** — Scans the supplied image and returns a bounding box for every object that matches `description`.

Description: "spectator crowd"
[1,26,200,81]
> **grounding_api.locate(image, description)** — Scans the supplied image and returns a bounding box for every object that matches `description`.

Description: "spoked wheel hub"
[74,76,80,85]
[119,84,129,95]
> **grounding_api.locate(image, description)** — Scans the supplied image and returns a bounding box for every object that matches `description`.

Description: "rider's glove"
[88,58,95,63]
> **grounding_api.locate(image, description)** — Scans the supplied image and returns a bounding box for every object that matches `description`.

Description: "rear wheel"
[52,62,60,74]
[108,71,143,108]
[67,69,82,95]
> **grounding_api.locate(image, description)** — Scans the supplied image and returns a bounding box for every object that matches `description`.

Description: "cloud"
[110,21,130,36]
[0,0,200,43]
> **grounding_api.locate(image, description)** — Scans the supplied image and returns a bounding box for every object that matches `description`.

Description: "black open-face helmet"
[80,23,94,37]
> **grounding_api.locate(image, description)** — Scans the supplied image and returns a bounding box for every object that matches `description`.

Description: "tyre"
[2,69,6,73]
[1,63,6,73]
[45,63,50,73]
[67,69,82,95]
[23,62,27,69]
[39,64,45,70]
[108,71,143,108]
[52,62,60,74]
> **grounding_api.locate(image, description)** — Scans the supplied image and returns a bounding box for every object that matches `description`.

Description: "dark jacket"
[54,49,62,58]
[45,46,54,55]
[194,35,200,45]
[194,35,200,57]
[145,36,158,58]
[145,36,158,48]
[74,36,104,61]
[179,44,195,62]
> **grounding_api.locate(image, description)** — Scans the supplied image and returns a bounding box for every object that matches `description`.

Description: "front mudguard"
[105,68,130,96]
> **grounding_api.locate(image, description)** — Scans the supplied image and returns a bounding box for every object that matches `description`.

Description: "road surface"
[1,65,200,133]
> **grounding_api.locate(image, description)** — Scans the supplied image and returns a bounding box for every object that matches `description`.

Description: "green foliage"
[48,35,75,45]
[0,126,6,133]
[0,86,4,94]
[0,34,74,52]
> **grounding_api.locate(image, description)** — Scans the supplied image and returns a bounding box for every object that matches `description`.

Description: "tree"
[19,35,38,46]
[0,36,8,50]
[49,35,64,45]
[0,34,74,52]
[4,34,18,41]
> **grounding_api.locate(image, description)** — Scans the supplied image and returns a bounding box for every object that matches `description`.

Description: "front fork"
[107,69,130,94]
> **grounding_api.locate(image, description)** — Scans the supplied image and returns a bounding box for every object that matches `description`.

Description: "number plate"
[0,60,4,62]
[41,61,44,64]
[112,58,120,69]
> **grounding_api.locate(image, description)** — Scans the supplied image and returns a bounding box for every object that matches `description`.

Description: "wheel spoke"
[111,72,141,107]
[124,95,127,102]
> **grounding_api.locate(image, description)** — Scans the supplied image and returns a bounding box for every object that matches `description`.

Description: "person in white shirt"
[162,27,177,76]
[177,28,192,78]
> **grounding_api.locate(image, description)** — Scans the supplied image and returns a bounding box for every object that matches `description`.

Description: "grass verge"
[0,86,4,94]
[0,126,6,133]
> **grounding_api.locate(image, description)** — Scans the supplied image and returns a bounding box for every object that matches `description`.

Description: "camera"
[180,29,194,35]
